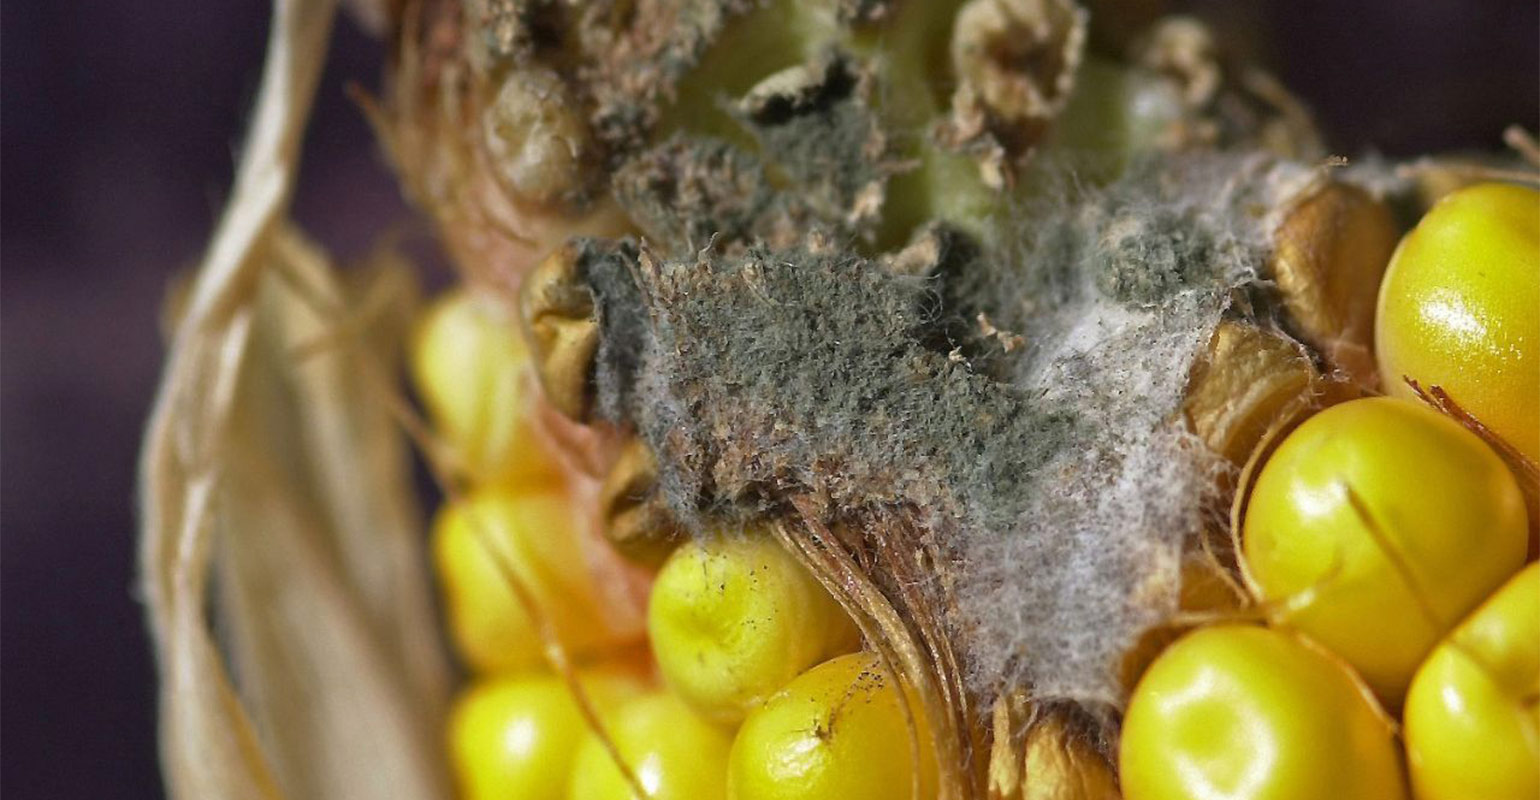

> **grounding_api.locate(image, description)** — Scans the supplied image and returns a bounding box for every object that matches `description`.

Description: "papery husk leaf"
[209,229,450,800]
[137,1,451,797]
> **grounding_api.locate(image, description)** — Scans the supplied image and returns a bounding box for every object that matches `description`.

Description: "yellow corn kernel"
[647,531,859,725]
[728,652,940,800]
[567,691,732,800]
[433,486,625,674]
[410,288,561,484]
[1243,396,1528,705]
[1404,563,1539,800]
[1120,625,1407,800]
[447,667,647,800]
[1376,182,1540,461]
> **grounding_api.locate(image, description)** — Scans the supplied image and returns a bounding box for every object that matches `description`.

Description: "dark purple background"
[2,2,1535,798]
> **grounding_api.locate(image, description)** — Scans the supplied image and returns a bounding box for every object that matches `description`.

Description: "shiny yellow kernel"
[433,485,627,674]
[1376,182,1540,461]
[447,667,647,800]
[1120,625,1407,800]
[1243,396,1528,704]
[567,691,732,800]
[1404,563,1540,800]
[728,652,940,800]
[410,288,561,484]
[648,531,860,725]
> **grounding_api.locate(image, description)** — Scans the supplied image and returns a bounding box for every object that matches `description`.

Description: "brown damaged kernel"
[1270,180,1398,385]
[571,0,753,150]
[988,696,1119,800]
[1133,16,1220,109]
[1128,16,1323,159]
[950,0,1087,133]
[599,438,682,567]
[1183,320,1318,468]
[942,0,1088,185]
[987,692,1026,800]
[482,68,595,208]
[519,242,599,419]
[1117,555,1245,694]
[1021,711,1119,800]
[460,0,525,69]
[734,52,895,232]
[881,223,954,277]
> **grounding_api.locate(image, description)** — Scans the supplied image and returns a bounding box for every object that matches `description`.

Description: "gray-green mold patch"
[585,152,1296,707]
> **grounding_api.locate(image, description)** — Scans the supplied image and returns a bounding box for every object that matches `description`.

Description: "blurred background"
[2,2,1535,798]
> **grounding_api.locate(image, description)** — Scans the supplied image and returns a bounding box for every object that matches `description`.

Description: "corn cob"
[141,2,1539,798]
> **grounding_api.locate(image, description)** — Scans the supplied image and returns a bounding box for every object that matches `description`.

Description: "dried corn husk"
[137,2,450,798]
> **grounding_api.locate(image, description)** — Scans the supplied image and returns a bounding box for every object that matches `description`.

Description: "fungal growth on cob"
[139,1,1539,799]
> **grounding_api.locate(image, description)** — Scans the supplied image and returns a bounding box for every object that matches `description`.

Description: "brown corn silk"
[138,2,450,799]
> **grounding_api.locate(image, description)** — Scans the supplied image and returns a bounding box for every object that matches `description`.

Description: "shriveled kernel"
[1020,709,1119,800]
[1184,320,1318,467]
[1133,16,1220,109]
[987,692,1027,799]
[447,667,647,800]
[648,532,860,725]
[433,486,631,674]
[1120,625,1407,800]
[567,692,731,800]
[728,652,940,800]
[519,242,600,420]
[1243,397,1528,705]
[482,68,592,208]
[944,0,1088,174]
[991,694,1118,800]
[1404,563,1540,800]
[1126,17,1322,158]
[598,438,681,566]
[1402,157,1510,211]
[411,288,560,485]
[1270,180,1399,385]
[951,0,1087,127]
[1117,555,1245,694]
